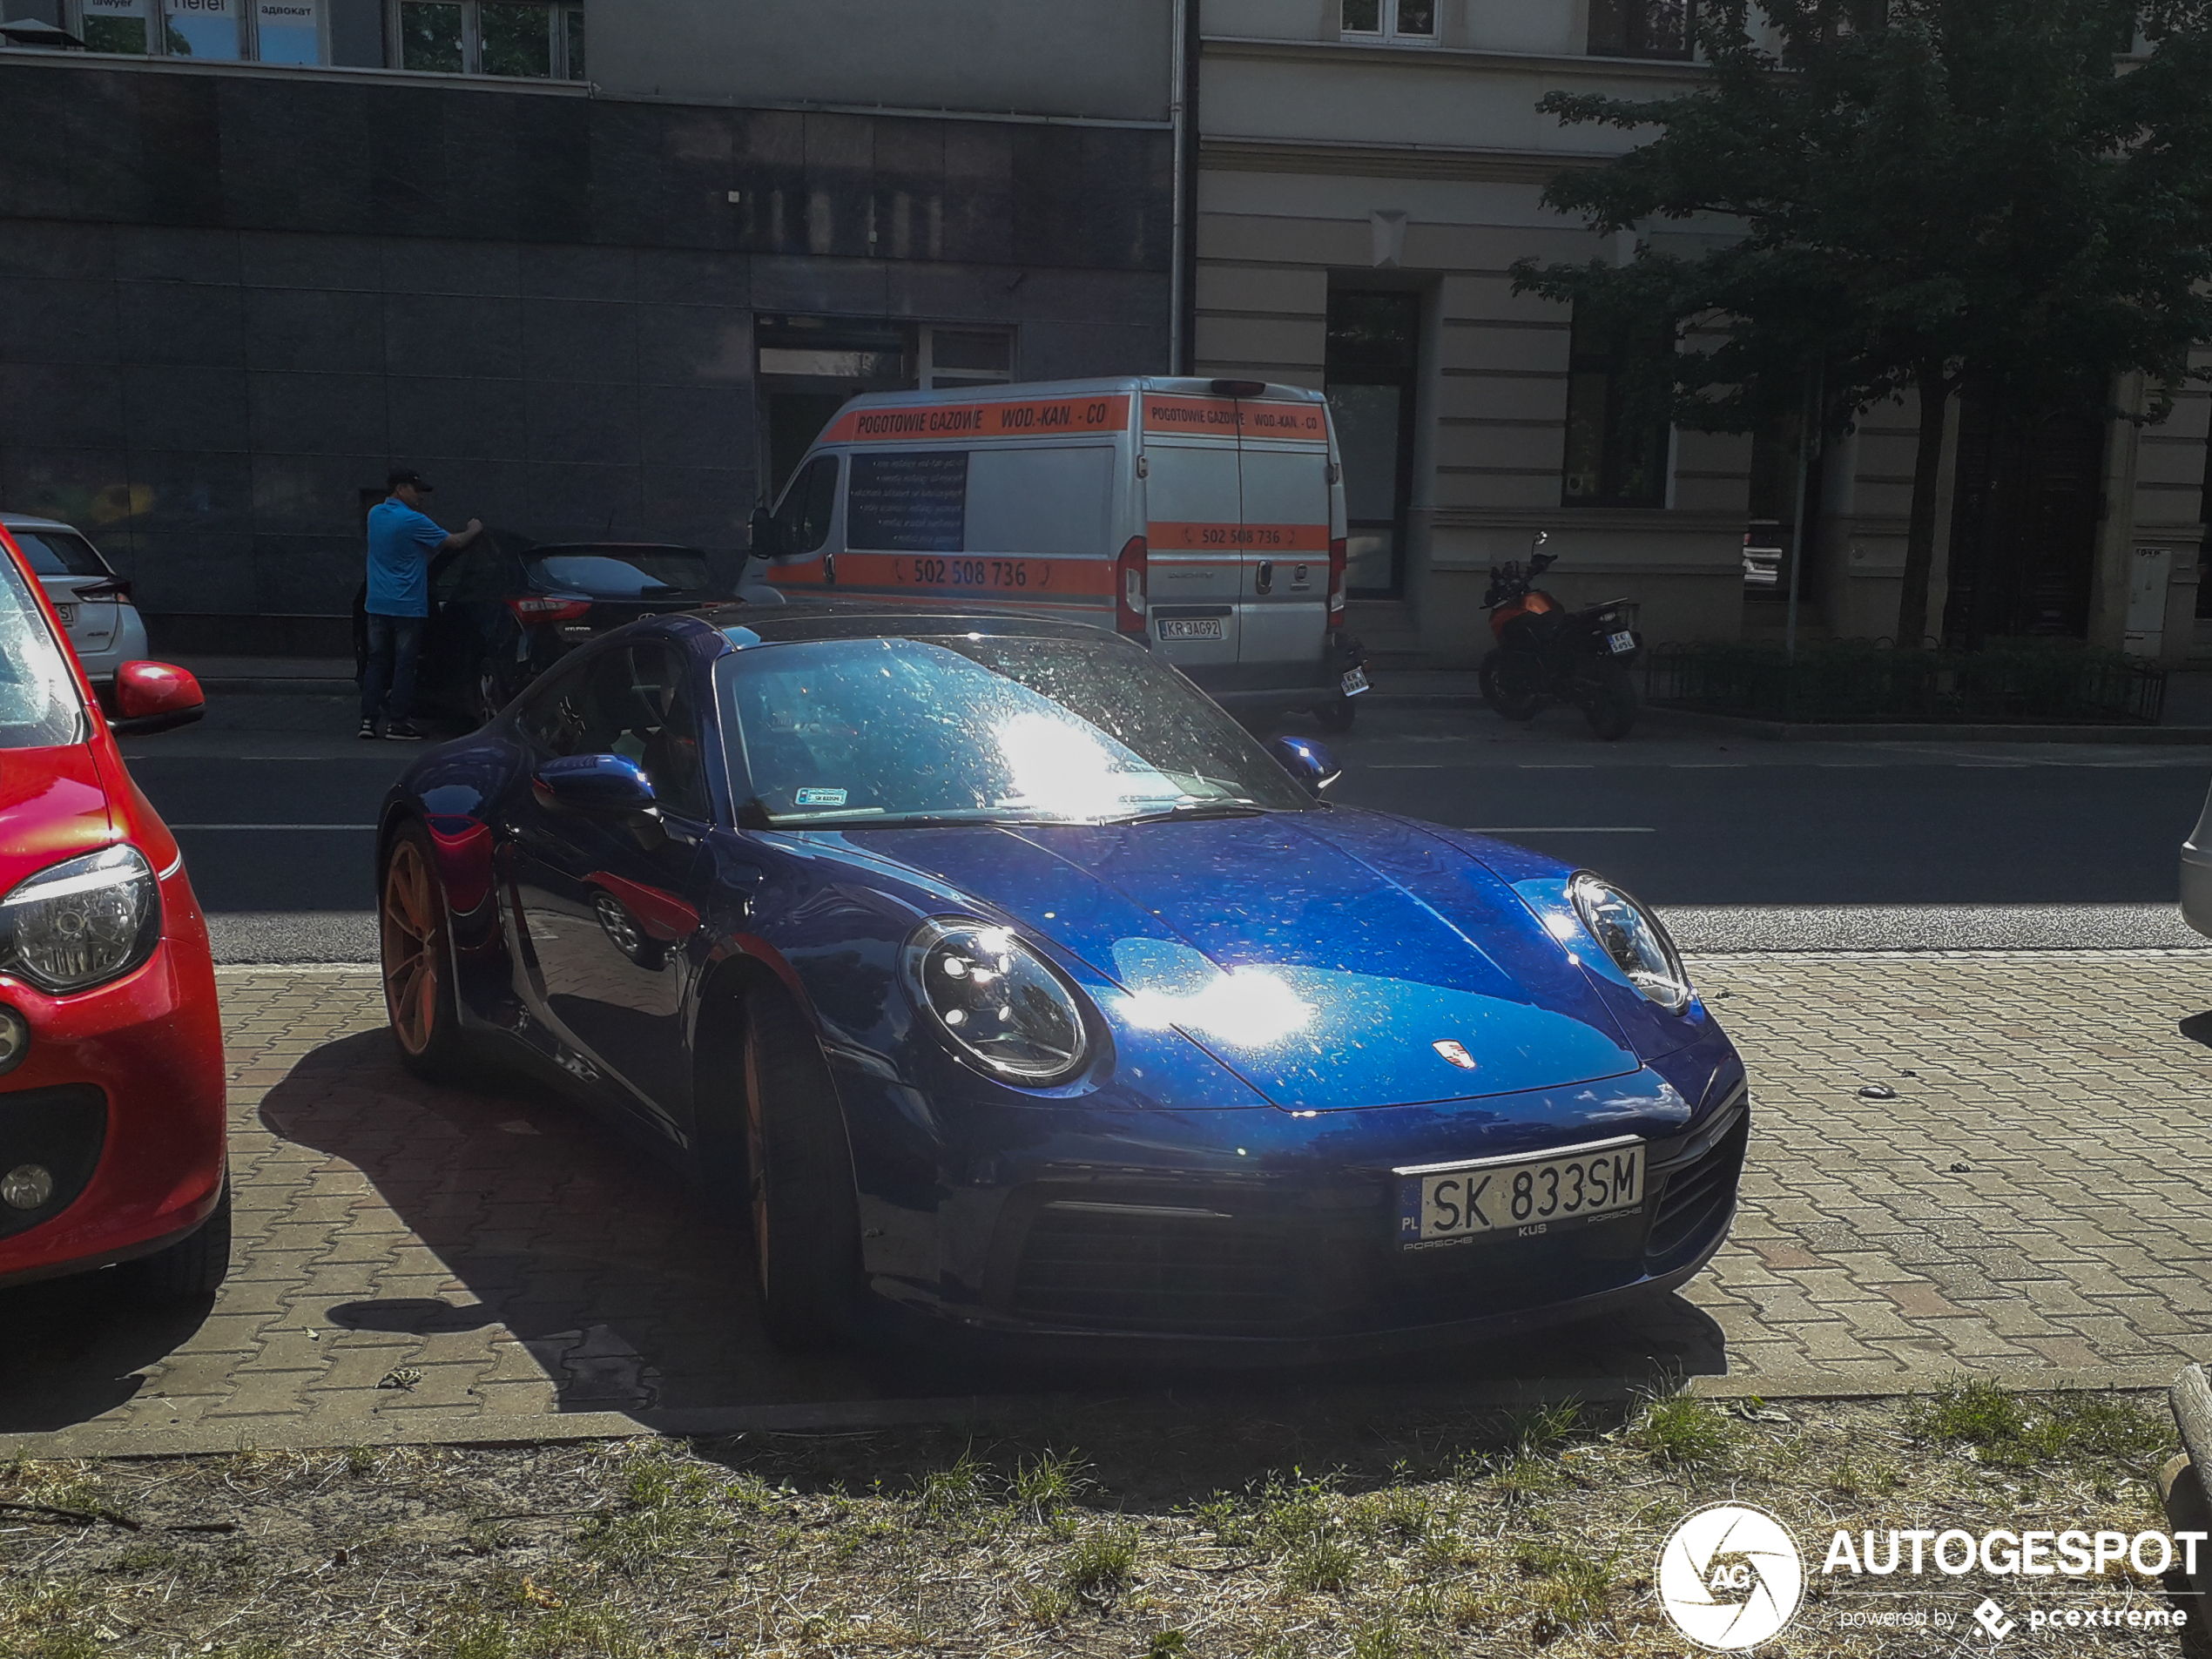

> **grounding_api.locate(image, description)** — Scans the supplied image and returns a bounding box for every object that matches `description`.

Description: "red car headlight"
[0,844,162,994]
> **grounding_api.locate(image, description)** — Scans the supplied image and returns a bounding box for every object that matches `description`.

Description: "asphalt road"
[116,692,2212,961]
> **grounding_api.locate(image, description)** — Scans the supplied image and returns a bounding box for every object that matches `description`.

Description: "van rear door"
[1234,408,1332,674]
[1141,402,1244,671]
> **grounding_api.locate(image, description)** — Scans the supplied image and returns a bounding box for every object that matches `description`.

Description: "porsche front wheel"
[380,822,469,1081]
[741,988,864,1351]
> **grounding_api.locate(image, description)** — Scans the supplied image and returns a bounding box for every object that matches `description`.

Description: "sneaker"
[383,721,426,741]
[357,718,379,740]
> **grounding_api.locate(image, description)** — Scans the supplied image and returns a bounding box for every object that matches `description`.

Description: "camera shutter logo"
[1656,1503,1805,1650]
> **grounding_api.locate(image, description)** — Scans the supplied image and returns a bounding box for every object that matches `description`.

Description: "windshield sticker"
[794,787,848,807]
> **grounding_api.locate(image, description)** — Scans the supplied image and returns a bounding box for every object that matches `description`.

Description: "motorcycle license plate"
[1340,665,1371,698]
[1608,631,1635,655]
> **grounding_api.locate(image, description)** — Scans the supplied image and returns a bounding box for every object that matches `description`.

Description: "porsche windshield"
[718,633,1315,827]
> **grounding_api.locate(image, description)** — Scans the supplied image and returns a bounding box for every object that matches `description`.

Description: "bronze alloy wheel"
[381,836,441,1057]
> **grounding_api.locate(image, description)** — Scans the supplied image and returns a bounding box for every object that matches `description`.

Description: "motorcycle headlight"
[904,919,1090,1084]
[1568,872,1692,1014]
[0,845,162,994]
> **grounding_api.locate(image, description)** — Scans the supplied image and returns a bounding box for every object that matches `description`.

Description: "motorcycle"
[1478,532,1642,740]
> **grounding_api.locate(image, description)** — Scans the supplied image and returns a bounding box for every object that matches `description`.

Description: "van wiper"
[1103,800,1266,825]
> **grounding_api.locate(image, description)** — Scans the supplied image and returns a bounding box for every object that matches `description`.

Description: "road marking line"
[1467,826,1657,834]
[169,823,380,830]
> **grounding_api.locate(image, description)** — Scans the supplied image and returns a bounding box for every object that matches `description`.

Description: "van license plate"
[1608,631,1636,654]
[1339,665,1371,698]
[1397,1136,1643,1248]
[1158,618,1224,641]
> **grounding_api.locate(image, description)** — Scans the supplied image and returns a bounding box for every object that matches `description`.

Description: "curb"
[1360,690,2212,742]
[2,1368,2177,1462]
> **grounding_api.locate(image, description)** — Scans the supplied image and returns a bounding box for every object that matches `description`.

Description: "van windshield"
[718,632,1314,828]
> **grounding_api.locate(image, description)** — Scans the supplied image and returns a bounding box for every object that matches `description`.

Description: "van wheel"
[1313,698,1357,733]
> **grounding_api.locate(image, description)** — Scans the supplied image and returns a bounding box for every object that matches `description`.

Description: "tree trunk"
[1894,359,1951,650]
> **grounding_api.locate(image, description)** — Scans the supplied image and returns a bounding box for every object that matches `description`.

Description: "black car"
[354,535,728,723]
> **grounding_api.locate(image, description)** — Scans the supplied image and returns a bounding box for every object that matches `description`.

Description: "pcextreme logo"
[1656,1504,1807,1651]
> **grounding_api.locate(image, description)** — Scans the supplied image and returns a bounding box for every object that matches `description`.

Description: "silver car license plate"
[1608,630,1635,654]
[1396,1136,1644,1248]
[1157,617,1224,641]
[52,603,75,626]
[1340,664,1371,698]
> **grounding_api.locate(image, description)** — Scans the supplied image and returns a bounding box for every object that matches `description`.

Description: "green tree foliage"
[1511,0,2212,645]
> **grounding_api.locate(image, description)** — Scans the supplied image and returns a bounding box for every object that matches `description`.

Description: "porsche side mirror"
[1269,735,1340,797]
[108,660,206,737]
[533,753,658,816]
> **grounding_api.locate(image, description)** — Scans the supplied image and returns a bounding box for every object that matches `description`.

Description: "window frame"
[388,0,584,79]
[1560,307,1676,510]
[1587,0,1697,61]
[1339,0,1437,45]
[63,0,334,63]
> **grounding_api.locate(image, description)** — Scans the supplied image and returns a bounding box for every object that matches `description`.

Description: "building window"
[1561,308,1673,509]
[68,0,327,61]
[1588,0,1694,59]
[395,0,583,78]
[1341,0,1435,43]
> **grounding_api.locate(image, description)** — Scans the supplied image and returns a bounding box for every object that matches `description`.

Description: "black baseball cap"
[387,469,435,492]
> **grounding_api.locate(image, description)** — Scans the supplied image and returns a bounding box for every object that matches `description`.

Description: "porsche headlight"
[905,919,1090,1083]
[1,845,161,994]
[1568,872,1691,1014]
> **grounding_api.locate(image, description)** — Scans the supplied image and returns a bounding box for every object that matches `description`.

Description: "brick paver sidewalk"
[4,952,2209,1456]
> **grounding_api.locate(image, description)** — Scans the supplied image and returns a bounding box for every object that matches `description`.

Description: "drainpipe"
[1169,0,1191,375]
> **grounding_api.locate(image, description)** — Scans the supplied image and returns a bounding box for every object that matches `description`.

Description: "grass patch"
[1906,1380,2174,1472]
[1011,1447,1089,1519]
[1635,1394,1736,1467]
[1062,1522,1139,1600]
[1518,1538,1613,1635]
[1279,1534,1359,1594]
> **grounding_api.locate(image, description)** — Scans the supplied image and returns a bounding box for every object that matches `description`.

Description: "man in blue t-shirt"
[361,469,482,739]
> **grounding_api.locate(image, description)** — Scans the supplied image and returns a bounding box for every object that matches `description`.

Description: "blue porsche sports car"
[376,601,1746,1357]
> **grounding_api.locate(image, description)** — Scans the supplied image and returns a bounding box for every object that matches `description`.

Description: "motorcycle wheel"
[1313,697,1357,733]
[1479,649,1546,723]
[1582,661,1639,741]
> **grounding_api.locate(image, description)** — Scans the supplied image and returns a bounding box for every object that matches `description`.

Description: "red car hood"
[0,745,116,892]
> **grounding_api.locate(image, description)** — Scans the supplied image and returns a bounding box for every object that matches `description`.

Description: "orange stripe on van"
[1145,522,1333,552]
[768,553,1117,598]
[819,395,1130,444]
[1141,396,1329,442]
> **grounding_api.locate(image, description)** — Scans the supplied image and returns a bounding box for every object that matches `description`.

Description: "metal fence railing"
[1642,642,2168,725]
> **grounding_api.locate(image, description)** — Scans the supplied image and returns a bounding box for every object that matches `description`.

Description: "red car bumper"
[0,899,226,1290]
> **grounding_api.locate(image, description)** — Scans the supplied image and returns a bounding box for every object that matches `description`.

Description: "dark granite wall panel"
[0,65,1168,631]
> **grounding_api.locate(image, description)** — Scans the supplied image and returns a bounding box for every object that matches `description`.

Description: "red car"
[0,524,228,1298]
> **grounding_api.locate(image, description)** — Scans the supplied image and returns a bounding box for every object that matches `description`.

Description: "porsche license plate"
[1158,617,1224,641]
[1396,1136,1643,1248]
[1608,630,1636,654]
[1340,664,1371,698]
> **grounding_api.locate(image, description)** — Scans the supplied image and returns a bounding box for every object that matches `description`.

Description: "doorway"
[1325,289,1420,599]
[1942,388,2105,642]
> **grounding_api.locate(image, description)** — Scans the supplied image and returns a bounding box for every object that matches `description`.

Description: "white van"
[754,376,1370,727]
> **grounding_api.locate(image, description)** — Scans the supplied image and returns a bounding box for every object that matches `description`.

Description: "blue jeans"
[361,613,424,725]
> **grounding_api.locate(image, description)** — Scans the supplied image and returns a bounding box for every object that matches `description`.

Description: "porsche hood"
[863,810,1640,1111]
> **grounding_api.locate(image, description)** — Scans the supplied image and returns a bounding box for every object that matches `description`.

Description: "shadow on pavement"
[0,1275,212,1433]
